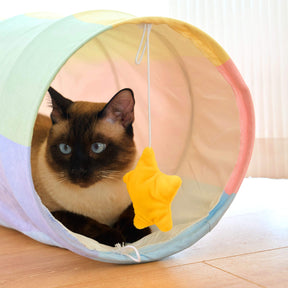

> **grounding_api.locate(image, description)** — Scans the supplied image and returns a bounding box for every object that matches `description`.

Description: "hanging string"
[136,24,152,147]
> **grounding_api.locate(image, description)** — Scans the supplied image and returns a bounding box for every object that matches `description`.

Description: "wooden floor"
[0,178,287,288]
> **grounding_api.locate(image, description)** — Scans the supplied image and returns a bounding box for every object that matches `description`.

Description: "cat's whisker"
[56,178,66,184]
[55,172,67,184]
[101,170,122,177]
[97,170,124,183]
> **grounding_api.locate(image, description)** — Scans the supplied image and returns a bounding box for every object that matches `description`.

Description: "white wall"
[0,0,170,19]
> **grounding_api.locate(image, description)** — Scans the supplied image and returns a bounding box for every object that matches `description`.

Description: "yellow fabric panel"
[27,11,229,66]
[65,23,205,64]
[169,21,230,66]
[73,10,134,26]
[112,17,230,66]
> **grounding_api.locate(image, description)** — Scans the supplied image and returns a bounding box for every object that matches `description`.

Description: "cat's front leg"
[52,210,125,247]
[113,204,151,243]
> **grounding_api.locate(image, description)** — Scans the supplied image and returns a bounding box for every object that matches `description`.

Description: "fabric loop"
[115,243,141,263]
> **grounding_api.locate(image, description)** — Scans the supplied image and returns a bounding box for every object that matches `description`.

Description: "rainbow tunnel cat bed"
[0,11,254,264]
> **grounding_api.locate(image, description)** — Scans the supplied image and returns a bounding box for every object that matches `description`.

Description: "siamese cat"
[31,87,151,246]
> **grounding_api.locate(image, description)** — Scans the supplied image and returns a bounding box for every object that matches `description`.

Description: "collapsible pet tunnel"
[0,11,254,264]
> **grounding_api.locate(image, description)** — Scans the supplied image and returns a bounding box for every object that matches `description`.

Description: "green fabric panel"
[0,16,58,145]
[0,15,111,146]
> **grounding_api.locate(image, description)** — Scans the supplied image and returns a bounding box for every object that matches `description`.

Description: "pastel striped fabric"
[0,11,254,264]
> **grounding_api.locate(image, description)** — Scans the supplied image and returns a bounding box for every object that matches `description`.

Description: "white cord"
[136,24,152,147]
[115,243,141,263]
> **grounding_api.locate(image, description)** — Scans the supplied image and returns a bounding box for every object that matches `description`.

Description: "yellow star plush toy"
[123,147,182,232]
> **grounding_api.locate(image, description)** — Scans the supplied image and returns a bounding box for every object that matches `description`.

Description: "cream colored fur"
[33,141,132,226]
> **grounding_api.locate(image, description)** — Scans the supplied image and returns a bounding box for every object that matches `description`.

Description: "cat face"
[46,87,136,188]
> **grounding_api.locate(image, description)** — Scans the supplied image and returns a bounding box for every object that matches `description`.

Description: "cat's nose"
[70,167,88,179]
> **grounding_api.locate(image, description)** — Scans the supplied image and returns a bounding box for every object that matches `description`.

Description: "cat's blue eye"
[59,143,72,155]
[91,142,106,154]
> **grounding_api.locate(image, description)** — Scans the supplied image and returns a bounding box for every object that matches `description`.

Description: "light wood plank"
[207,248,288,288]
[169,209,288,265]
[0,238,260,288]
[0,227,259,288]
[61,264,262,288]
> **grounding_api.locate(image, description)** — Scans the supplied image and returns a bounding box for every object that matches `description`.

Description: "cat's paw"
[95,228,125,247]
[113,204,152,243]
[123,226,152,244]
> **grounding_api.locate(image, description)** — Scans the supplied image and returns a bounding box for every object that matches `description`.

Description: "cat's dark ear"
[48,87,73,124]
[100,89,135,128]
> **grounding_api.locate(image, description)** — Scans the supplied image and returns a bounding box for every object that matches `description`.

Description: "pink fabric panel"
[218,59,255,195]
